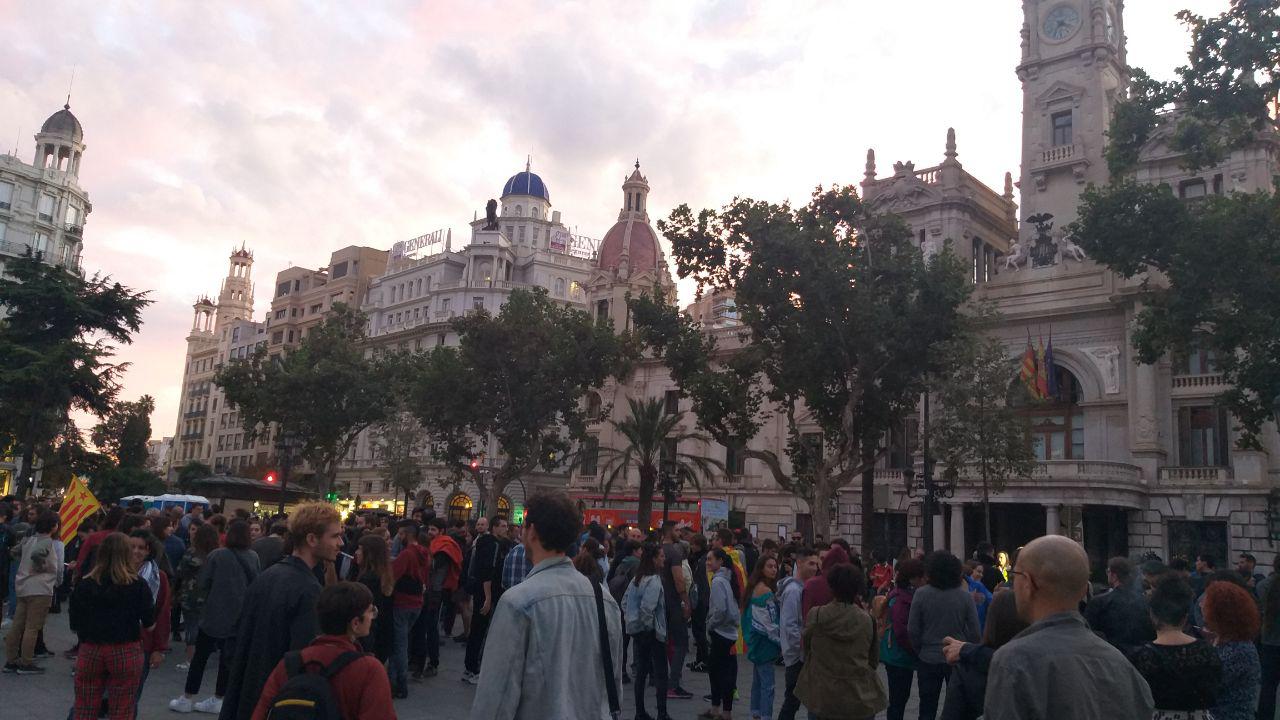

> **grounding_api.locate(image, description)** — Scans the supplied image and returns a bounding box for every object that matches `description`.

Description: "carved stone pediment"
[866,175,943,213]
[1035,80,1086,107]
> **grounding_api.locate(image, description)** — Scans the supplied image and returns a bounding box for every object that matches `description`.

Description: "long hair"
[742,555,779,611]
[633,542,661,586]
[573,550,603,584]
[357,534,394,597]
[982,589,1029,649]
[709,548,741,605]
[191,523,219,559]
[88,532,138,586]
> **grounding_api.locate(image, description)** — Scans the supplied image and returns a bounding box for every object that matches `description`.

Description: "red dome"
[597,219,659,273]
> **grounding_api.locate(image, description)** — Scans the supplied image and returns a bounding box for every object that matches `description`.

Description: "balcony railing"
[64,223,83,237]
[1172,373,1226,394]
[1041,144,1077,163]
[1159,466,1232,485]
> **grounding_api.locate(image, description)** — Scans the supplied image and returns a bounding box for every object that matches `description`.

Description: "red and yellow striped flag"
[59,476,100,543]
[1019,332,1040,401]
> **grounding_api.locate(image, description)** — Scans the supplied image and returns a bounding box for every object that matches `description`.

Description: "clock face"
[1042,4,1081,42]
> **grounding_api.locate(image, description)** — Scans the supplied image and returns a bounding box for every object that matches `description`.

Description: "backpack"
[263,650,364,720]
[879,595,917,668]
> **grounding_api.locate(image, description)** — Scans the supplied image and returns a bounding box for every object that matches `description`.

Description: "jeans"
[691,603,709,666]
[390,607,420,693]
[666,607,688,690]
[183,630,229,697]
[463,593,491,675]
[917,661,951,720]
[5,562,15,619]
[632,631,668,717]
[1260,643,1280,720]
[751,659,777,720]
[778,661,803,720]
[885,663,916,720]
[709,633,737,712]
[425,592,446,668]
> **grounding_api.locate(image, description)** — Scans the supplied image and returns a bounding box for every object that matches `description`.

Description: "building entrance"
[964,503,1046,561]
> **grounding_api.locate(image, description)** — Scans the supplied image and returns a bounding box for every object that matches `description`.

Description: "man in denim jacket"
[470,491,624,720]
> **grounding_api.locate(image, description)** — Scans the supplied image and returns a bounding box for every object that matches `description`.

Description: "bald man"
[983,536,1153,720]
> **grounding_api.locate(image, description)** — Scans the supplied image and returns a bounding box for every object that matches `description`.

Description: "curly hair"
[1203,580,1261,642]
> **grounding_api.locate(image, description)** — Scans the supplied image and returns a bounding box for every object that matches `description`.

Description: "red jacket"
[802,545,850,619]
[428,535,463,592]
[391,544,429,609]
[140,571,171,654]
[251,635,396,720]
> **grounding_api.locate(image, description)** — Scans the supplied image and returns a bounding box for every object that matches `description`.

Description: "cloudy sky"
[0,1,1225,441]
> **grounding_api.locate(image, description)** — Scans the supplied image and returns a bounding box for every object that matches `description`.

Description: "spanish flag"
[1019,331,1040,401]
[59,476,100,543]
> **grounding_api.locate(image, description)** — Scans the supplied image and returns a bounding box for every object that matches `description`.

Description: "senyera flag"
[59,476,101,543]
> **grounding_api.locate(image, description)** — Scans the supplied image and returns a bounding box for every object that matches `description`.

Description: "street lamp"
[900,390,956,552]
[274,430,303,517]
[659,459,681,528]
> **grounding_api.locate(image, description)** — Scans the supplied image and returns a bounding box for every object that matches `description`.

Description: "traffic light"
[264,472,277,485]
[325,491,339,503]
[469,458,479,470]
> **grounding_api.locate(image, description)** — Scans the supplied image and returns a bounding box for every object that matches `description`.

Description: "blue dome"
[502,171,550,202]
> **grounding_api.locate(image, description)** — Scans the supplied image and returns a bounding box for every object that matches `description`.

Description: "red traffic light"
[469,458,479,470]
[264,472,277,484]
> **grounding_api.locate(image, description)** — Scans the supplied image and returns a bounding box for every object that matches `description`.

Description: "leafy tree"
[932,313,1037,544]
[373,402,427,511]
[216,303,397,495]
[90,395,155,469]
[91,466,165,505]
[1074,2,1280,445]
[409,287,631,517]
[591,397,724,529]
[631,186,971,548]
[0,250,151,498]
[175,460,213,492]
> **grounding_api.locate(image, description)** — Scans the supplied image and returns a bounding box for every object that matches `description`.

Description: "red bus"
[574,494,702,532]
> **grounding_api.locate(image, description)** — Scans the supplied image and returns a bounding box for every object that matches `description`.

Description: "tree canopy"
[409,287,632,517]
[1074,1,1280,445]
[216,303,397,493]
[631,186,971,546]
[0,250,151,497]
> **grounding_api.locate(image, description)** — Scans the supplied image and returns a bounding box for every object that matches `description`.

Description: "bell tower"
[1017,0,1128,233]
[216,244,255,329]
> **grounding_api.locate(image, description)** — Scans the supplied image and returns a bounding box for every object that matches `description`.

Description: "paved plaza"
[1,609,922,719]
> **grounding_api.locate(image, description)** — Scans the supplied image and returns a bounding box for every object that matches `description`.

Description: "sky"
[0,0,1228,442]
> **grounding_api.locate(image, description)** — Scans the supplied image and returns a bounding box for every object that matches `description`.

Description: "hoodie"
[802,544,850,619]
[777,575,805,666]
[707,566,740,641]
[428,534,464,592]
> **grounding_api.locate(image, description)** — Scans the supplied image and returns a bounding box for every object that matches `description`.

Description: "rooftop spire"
[1003,171,1014,199]
[944,127,957,162]
[525,154,531,173]
[65,66,75,110]
[864,148,876,181]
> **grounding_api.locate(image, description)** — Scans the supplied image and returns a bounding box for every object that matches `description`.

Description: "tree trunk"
[982,459,992,545]
[15,444,36,499]
[637,465,657,532]
[482,480,504,522]
[808,486,829,547]
[860,448,877,557]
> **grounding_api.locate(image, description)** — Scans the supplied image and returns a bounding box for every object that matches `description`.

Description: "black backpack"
[263,650,365,720]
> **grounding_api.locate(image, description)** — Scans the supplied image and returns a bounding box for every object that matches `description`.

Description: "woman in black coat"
[939,589,1029,720]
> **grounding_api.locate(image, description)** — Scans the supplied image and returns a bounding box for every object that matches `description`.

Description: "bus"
[574,493,703,532]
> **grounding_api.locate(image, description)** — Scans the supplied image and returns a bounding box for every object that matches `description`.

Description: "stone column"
[949,503,966,557]
[1045,504,1061,536]
[932,512,947,553]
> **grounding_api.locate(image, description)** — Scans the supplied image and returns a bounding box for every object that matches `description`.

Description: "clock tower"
[1017,0,1127,234]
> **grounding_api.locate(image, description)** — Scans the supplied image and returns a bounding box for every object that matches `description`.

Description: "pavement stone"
[2,610,921,719]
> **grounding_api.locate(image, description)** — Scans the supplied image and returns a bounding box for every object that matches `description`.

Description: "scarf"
[139,559,161,603]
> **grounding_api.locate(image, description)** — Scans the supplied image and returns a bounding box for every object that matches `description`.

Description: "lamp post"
[659,459,681,528]
[275,430,302,517]
[903,390,955,552]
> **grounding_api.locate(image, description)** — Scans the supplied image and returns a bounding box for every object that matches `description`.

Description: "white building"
[0,102,89,275]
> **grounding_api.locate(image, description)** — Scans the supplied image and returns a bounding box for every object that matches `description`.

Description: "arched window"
[554,278,566,297]
[417,491,435,510]
[585,391,602,420]
[497,495,512,517]
[425,275,432,292]
[515,205,524,217]
[532,206,540,218]
[447,493,474,523]
[1009,365,1084,460]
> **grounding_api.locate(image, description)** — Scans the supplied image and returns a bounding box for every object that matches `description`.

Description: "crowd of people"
[3,490,1280,719]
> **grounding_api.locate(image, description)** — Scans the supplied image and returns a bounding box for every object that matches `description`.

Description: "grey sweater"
[198,547,260,638]
[908,583,981,664]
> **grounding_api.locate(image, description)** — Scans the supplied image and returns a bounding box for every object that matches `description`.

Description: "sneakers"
[461,670,480,685]
[1,664,18,674]
[192,696,222,714]
[168,696,194,713]
[175,661,191,670]
[667,686,694,700]
[15,664,45,675]
[33,648,55,659]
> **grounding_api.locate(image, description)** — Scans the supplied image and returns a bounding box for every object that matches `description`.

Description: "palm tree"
[593,397,724,530]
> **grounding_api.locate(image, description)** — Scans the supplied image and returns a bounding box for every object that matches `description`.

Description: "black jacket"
[975,553,1003,594]
[1083,585,1156,653]
[218,555,321,720]
[940,642,995,720]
